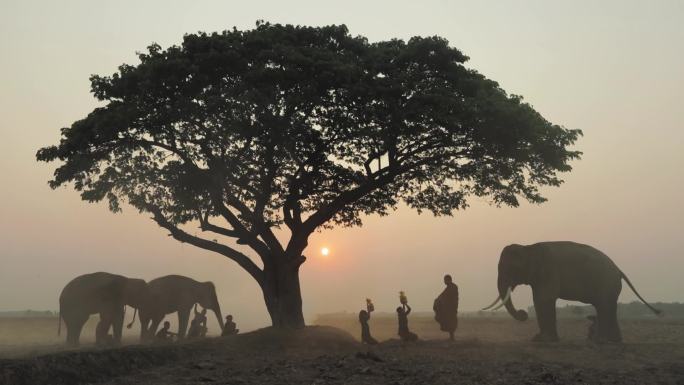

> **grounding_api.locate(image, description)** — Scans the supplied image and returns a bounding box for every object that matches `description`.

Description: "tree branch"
[249,145,285,255]
[210,192,276,262]
[146,205,264,286]
[300,153,455,235]
[121,138,200,169]
[198,214,241,238]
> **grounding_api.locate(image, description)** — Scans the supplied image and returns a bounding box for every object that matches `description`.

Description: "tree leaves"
[37,22,581,259]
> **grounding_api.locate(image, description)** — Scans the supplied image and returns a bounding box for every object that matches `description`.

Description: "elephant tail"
[57,309,61,336]
[126,308,138,329]
[620,270,663,316]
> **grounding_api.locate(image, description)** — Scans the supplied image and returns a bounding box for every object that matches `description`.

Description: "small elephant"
[140,275,224,340]
[59,272,148,346]
[483,241,661,342]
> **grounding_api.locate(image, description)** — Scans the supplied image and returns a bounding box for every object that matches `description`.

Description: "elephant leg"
[533,301,544,337]
[111,307,125,345]
[66,313,89,346]
[596,301,622,343]
[149,316,163,340]
[139,312,151,342]
[177,307,191,339]
[532,296,559,342]
[96,311,113,346]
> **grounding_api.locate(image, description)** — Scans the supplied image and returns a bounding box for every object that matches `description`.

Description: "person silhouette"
[193,304,208,336]
[359,299,378,345]
[397,304,418,342]
[222,315,239,336]
[155,321,176,342]
[434,274,459,341]
[187,318,202,338]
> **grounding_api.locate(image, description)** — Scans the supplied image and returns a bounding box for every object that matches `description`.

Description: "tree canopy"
[37,22,581,327]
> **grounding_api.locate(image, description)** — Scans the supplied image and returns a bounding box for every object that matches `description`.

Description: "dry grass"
[2,315,684,384]
[0,316,147,358]
[314,312,684,344]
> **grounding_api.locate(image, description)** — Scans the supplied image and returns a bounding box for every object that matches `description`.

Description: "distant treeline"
[0,310,56,318]
[316,302,683,322]
[522,302,680,319]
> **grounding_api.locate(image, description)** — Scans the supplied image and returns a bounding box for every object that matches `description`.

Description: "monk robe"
[434,282,459,333]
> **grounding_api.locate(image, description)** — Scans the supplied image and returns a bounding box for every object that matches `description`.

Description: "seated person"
[187,318,203,339]
[397,304,418,342]
[359,310,378,345]
[155,321,176,343]
[222,315,239,336]
[193,305,209,337]
[359,300,378,345]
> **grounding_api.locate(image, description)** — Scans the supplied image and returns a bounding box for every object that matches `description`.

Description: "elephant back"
[147,275,203,312]
[59,272,128,313]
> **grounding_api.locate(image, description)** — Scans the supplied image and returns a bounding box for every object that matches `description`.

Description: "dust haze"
[1,1,683,384]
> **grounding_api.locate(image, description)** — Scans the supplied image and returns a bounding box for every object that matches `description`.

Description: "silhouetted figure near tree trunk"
[222,315,239,336]
[155,321,176,343]
[193,304,208,336]
[434,274,459,340]
[359,299,378,345]
[397,304,418,342]
[187,318,203,339]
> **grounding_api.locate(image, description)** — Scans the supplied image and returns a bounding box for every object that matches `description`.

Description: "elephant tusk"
[491,287,512,311]
[481,295,502,310]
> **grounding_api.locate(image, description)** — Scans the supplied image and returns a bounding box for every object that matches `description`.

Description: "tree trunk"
[262,259,305,329]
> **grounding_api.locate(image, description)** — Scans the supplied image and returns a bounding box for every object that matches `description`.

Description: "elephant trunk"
[498,278,528,321]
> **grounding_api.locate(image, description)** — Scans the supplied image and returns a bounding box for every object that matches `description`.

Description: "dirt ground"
[1,315,683,385]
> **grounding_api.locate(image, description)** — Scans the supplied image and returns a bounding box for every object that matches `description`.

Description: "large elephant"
[59,272,148,346]
[483,241,661,342]
[140,275,224,340]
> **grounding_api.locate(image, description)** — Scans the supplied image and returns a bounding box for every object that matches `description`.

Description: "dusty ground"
[1,315,683,384]
[0,316,147,359]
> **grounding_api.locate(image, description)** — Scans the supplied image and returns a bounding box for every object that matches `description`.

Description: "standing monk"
[434,274,459,341]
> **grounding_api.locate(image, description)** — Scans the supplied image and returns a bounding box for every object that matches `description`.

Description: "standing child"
[359,298,378,345]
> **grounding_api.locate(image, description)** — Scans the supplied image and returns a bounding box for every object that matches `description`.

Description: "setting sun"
[321,247,330,257]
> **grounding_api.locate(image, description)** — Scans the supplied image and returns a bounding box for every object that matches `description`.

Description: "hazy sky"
[1,0,682,331]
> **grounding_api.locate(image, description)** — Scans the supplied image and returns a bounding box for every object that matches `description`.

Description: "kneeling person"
[397,305,418,342]
[187,318,204,339]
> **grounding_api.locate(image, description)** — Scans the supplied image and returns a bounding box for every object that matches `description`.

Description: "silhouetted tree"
[37,22,581,328]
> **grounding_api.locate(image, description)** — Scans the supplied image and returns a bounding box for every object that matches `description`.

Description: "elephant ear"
[527,244,551,285]
[201,281,218,298]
